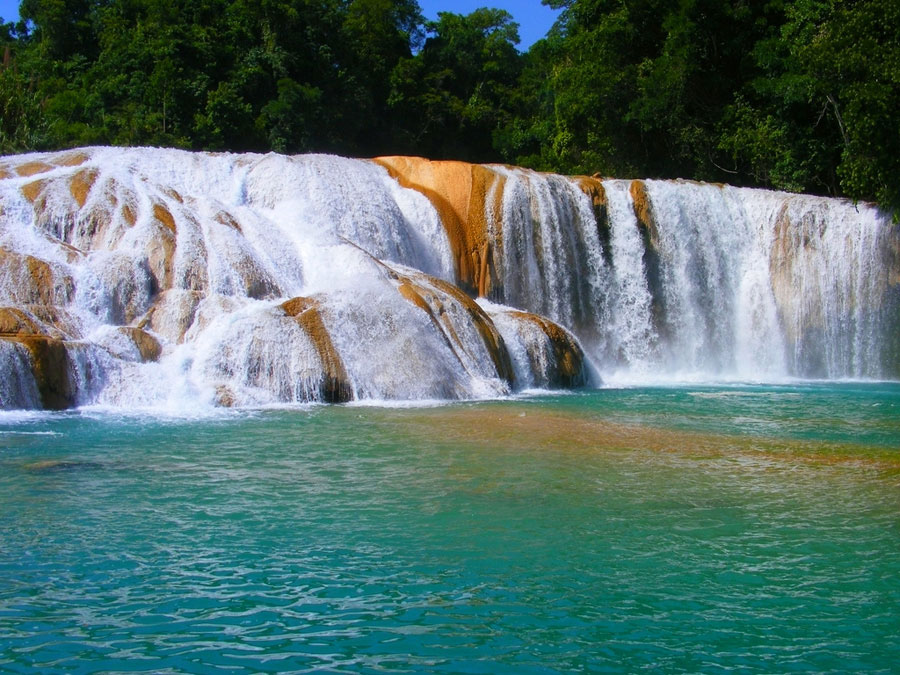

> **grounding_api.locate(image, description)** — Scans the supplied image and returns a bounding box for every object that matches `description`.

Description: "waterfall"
[485,172,898,383]
[0,148,896,410]
[625,181,898,380]
[0,148,583,409]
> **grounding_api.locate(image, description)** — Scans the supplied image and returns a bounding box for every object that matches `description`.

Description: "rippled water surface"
[1,384,899,673]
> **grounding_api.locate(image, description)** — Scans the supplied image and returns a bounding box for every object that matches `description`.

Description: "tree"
[512,0,669,175]
[1,18,48,152]
[511,0,781,178]
[3,0,895,215]
[717,0,900,212]
[340,0,423,155]
[783,0,900,210]
[19,0,96,60]
[493,32,563,170]
[389,8,522,162]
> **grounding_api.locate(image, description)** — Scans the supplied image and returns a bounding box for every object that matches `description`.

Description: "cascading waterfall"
[588,180,658,372]
[628,180,898,380]
[487,170,898,383]
[0,147,896,410]
[632,180,788,379]
[0,148,586,410]
[766,192,898,378]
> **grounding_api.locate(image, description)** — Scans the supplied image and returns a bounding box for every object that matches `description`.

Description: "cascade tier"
[0,148,896,410]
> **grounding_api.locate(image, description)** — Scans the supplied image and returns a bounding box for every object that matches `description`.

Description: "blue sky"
[2,1,560,50]
[0,0,18,24]
[418,0,560,50]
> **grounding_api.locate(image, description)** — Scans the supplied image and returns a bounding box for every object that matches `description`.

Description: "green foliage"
[256,78,323,152]
[711,0,900,211]
[4,0,423,154]
[388,7,522,161]
[1,59,47,153]
[1,16,45,152]
[507,0,782,179]
[1,0,896,213]
[19,0,95,59]
[795,0,900,211]
[494,0,896,214]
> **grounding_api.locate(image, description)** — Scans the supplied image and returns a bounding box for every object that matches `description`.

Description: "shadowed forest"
[1,0,897,212]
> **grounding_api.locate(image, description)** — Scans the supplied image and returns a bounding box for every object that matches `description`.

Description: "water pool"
[1,383,898,672]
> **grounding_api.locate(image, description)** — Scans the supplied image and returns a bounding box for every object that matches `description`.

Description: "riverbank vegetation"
[1,0,897,211]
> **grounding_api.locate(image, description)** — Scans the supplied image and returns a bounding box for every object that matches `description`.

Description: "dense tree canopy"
[389,7,521,161]
[0,0,897,212]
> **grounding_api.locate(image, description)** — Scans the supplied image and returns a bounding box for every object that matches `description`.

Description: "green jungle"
[1,0,898,213]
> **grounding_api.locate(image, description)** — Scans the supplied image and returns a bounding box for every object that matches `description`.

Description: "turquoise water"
[1,384,898,673]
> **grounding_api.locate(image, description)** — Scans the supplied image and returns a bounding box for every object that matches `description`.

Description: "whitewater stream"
[0,148,897,411]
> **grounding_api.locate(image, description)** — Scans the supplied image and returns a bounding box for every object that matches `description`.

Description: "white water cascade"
[488,170,898,384]
[0,147,896,410]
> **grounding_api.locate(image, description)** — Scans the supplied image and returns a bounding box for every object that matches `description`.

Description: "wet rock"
[15,161,54,177]
[281,296,353,403]
[0,248,75,306]
[629,180,666,336]
[375,156,506,298]
[389,266,515,386]
[504,310,588,388]
[0,335,76,409]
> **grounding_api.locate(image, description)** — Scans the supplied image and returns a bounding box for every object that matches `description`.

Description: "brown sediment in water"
[23,459,102,472]
[387,405,900,471]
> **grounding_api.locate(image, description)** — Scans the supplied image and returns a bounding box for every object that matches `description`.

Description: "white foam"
[0,148,896,412]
